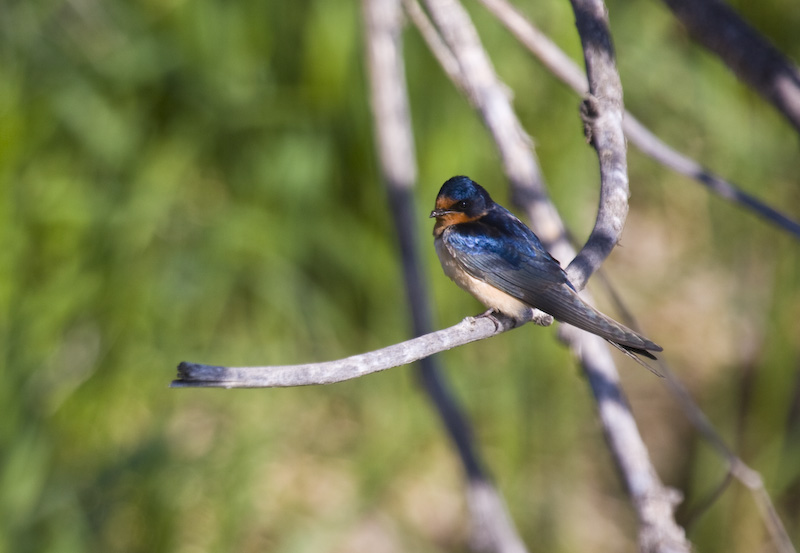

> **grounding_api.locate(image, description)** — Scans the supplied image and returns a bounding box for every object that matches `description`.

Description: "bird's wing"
[443,223,661,354]
[441,221,569,299]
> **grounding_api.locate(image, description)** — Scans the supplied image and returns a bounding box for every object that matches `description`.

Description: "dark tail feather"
[608,341,664,377]
[535,284,663,359]
[619,344,658,360]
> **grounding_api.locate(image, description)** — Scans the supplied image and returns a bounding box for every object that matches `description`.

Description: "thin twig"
[402,0,463,88]
[678,470,733,533]
[476,0,800,239]
[623,116,800,238]
[478,0,587,92]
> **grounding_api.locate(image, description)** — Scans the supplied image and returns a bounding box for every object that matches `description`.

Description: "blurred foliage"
[0,0,798,552]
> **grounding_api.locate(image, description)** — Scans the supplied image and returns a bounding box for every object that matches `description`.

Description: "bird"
[430,175,662,361]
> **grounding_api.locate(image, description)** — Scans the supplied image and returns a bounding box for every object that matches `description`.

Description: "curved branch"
[569,2,689,550]
[476,0,800,239]
[565,0,629,289]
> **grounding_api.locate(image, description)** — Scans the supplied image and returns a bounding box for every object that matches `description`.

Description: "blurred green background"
[1,0,799,551]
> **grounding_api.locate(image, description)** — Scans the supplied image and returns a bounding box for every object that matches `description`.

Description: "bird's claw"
[476,308,503,331]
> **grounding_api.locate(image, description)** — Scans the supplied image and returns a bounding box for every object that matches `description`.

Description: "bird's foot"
[466,308,504,331]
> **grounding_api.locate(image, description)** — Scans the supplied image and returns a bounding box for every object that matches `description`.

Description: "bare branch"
[662,0,800,135]
[171,313,528,388]
[564,0,629,289]
[574,2,686,548]
[478,0,588,93]
[467,478,529,553]
[559,327,687,553]
[477,0,800,239]
[598,273,797,553]
[623,117,800,238]
[402,0,463,87]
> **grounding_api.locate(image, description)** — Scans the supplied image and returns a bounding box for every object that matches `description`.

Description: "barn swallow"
[431,176,662,360]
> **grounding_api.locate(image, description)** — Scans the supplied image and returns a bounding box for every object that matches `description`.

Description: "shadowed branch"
[662,0,800,135]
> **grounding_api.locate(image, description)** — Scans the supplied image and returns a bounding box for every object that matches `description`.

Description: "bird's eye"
[458,200,469,210]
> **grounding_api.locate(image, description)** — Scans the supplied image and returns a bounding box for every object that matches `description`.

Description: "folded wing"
[443,223,662,357]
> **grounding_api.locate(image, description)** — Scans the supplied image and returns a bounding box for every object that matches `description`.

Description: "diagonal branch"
[402,0,464,88]
[476,0,800,239]
[623,116,800,238]
[661,0,800,135]
[661,366,798,553]
[418,0,565,249]
[570,2,689,550]
[595,268,797,553]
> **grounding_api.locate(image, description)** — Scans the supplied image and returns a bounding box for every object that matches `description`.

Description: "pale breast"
[435,236,533,321]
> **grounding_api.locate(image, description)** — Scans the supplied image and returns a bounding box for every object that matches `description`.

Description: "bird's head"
[430,176,493,231]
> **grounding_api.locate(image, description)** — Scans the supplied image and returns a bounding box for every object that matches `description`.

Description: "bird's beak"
[429,209,451,218]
